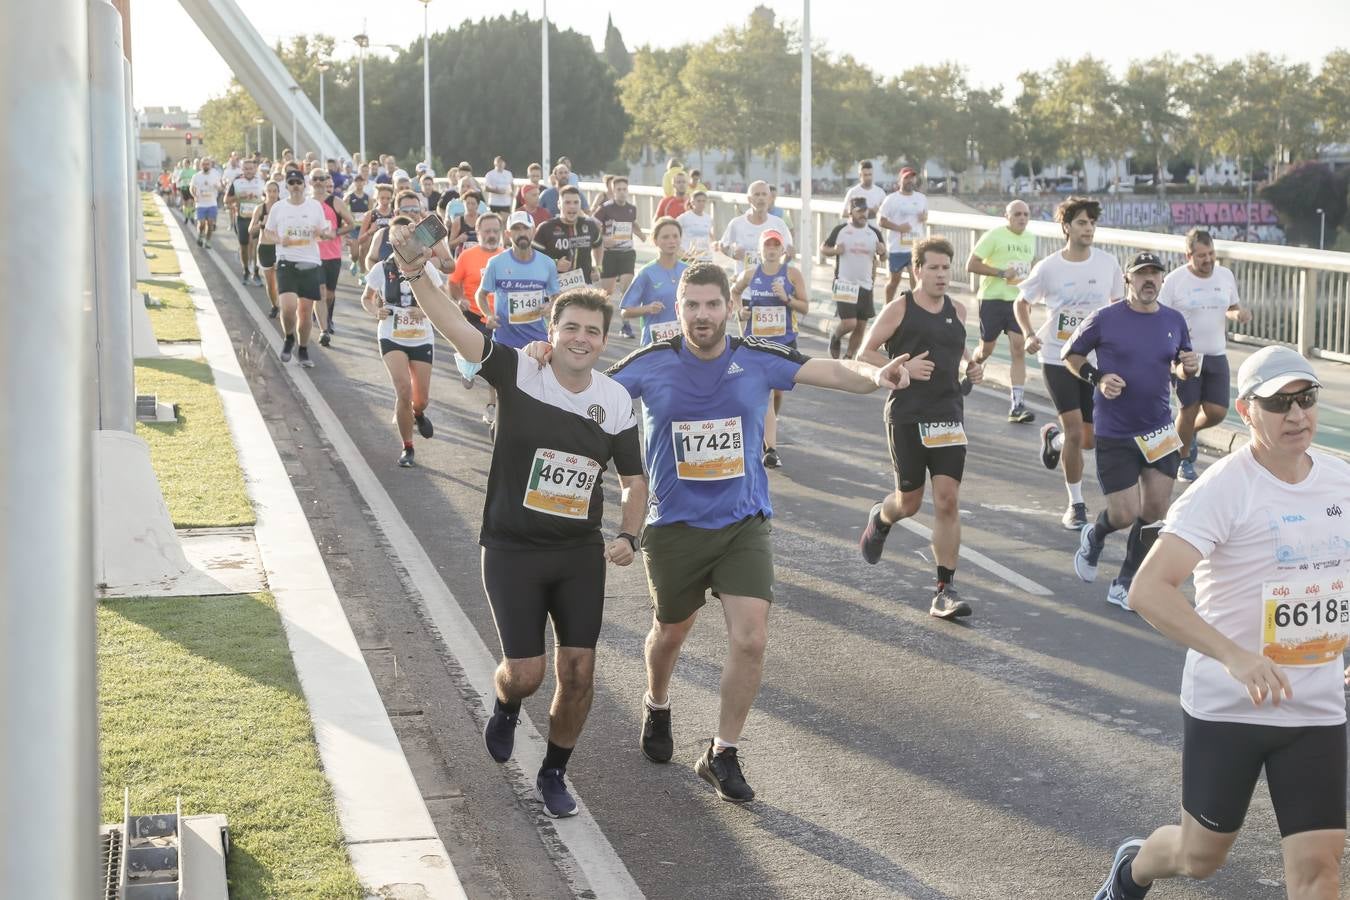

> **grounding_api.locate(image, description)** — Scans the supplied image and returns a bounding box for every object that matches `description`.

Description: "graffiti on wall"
[976,198,1286,244]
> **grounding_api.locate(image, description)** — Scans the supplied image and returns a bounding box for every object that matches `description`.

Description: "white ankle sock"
[644,692,670,711]
[1010,386,1024,405]
[713,737,737,754]
[1067,481,1084,504]
[1051,432,1065,452]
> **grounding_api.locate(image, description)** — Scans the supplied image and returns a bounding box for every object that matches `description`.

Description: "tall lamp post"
[799,0,812,289]
[1316,208,1326,251]
[541,0,550,169]
[316,60,329,160]
[353,29,368,161]
[288,84,299,157]
[418,0,431,168]
[254,116,264,158]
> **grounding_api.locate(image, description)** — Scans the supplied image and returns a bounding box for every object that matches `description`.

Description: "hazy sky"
[131,0,1349,111]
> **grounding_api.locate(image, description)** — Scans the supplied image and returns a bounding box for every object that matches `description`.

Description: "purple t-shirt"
[1064,301,1191,440]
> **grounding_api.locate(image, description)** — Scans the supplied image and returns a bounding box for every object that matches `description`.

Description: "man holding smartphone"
[263,169,335,367]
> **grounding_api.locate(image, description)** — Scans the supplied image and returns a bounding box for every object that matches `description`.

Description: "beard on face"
[684,314,727,351]
[513,233,531,250]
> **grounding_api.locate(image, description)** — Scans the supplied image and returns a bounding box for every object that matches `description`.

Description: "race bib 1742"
[1261,575,1350,666]
[672,417,744,480]
[522,449,601,519]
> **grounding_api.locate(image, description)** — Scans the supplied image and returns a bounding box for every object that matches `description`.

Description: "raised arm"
[389,223,489,363]
[794,354,910,394]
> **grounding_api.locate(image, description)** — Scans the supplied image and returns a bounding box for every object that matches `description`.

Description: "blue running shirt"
[620,259,686,345]
[480,249,560,348]
[607,336,807,528]
[743,264,798,344]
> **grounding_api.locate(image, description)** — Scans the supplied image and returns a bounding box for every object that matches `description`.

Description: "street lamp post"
[354,29,368,161]
[254,116,264,158]
[799,0,812,289]
[541,0,550,169]
[317,61,329,161]
[1316,208,1326,251]
[288,84,299,157]
[418,0,431,168]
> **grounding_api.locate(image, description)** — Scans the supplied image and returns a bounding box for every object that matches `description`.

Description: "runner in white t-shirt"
[841,160,887,222]
[483,156,515,214]
[677,191,715,262]
[1159,228,1252,482]
[361,213,446,469]
[877,167,928,303]
[714,180,793,278]
[1014,196,1124,530]
[189,159,223,249]
[821,197,885,359]
[263,169,335,368]
[1093,345,1348,900]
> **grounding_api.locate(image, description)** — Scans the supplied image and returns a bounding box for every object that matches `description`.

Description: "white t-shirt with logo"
[1164,446,1350,727]
[1017,248,1124,367]
[484,169,514,208]
[842,183,886,219]
[1159,264,1240,357]
[364,260,445,346]
[222,164,242,188]
[264,198,328,266]
[719,213,793,274]
[825,222,884,289]
[877,190,928,252]
[230,176,266,219]
[191,171,222,208]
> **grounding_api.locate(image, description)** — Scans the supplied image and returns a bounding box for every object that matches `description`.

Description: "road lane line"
[198,239,645,900]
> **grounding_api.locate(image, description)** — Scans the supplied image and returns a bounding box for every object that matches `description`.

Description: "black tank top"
[347,192,369,215]
[883,291,966,424]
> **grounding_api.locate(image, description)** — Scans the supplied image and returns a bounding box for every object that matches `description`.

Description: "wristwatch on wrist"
[617,532,638,552]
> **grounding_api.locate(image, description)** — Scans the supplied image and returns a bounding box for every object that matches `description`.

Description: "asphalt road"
[188,217,1349,899]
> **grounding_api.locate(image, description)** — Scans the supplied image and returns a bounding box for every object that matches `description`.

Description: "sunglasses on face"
[1253,387,1318,414]
[398,206,421,213]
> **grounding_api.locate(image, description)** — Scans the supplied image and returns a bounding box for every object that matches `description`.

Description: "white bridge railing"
[588,182,1350,363]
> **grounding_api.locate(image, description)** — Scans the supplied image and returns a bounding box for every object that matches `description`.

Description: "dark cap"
[849,196,868,210]
[285,172,305,185]
[1126,251,1166,274]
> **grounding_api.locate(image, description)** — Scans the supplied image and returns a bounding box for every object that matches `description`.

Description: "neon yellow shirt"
[973,225,1036,301]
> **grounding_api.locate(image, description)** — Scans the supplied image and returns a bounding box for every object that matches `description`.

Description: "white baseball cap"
[1237,346,1321,399]
[506,210,533,230]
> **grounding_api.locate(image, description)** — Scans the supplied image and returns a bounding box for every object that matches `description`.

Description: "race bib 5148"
[508,289,547,324]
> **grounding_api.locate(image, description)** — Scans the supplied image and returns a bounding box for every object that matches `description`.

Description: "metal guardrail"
[581,182,1350,363]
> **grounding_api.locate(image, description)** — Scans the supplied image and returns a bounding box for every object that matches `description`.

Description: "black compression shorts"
[379,338,433,365]
[886,421,966,494]
[1043,362,1094,423]
[481,544,606,659]
[1182,711,1347,837]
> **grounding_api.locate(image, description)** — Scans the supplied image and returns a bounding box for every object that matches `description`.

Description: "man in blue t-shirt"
[1063,251,1199,610]
[477,211,561,432]
[601,262,911,803]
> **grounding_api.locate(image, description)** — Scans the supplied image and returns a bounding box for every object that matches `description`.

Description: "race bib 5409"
[1261,575,1350,666]
[522,449,600,519]
[672,417,744,480]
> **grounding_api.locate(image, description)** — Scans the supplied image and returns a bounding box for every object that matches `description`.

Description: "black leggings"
[481,544,605,659]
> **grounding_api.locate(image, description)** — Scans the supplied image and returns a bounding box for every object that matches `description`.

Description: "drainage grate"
[100,828,123,900]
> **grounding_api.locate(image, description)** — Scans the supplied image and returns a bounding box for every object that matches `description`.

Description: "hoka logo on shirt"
[726,362,745,376]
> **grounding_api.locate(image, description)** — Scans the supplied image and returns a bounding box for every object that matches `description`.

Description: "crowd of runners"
[165,148,1349,899]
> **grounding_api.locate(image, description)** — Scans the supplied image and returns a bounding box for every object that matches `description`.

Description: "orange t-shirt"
[449,245,503,318]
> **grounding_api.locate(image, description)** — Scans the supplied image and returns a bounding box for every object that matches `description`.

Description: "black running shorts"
[1094,435,1179,495]
[887,421,966,494]
[600,249,636,279]
[1182,711,1347,837]
[235,218,253,246]
[275,260,322,301]
[1042,362,1094,423]
[481,544,606,659]
[256,244,277,269]
[835,287,876,322]
[379,338,433,365]
[977,299,1022,342]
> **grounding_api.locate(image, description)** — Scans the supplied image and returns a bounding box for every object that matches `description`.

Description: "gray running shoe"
[1075,523,1104,583]
[1093,838,1146,900]
[1008,403,1035,423]
[1062,502,1088,530]
[930,584,972,619]
[859,502,890,564]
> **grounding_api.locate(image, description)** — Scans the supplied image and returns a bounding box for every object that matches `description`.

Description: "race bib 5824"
[522,449,601,519]
[672,417,744,481]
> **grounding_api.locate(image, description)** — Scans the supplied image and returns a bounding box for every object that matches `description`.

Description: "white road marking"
[893,517,1054,597]
[200,243,645,900]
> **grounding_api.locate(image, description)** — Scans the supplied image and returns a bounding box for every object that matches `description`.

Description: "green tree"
[1116,55,1184,186]
[900,63,970,190]
[1316,50,1350,144]
[1012,72,1063,178]
[812,54,885,174]
[603,15,632,78]
[1037,57,1120,189]
[1262,162,1346,247]
[618,46,690,163]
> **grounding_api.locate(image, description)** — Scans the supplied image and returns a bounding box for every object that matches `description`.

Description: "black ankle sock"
[1119,518,1147,582]
[937,565,956,587]
[1117,858,1149,898]
[1091,510,1116,544]
[495,697,521,715]
[541,740,573,773]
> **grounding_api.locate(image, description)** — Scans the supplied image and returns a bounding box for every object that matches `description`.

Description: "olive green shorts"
[640,515,775,623]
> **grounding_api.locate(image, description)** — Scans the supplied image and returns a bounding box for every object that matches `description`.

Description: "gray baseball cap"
[1237,346,1321,399]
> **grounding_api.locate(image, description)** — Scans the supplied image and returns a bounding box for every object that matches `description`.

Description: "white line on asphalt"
[198,240,645,899]
[893,518,1054,597]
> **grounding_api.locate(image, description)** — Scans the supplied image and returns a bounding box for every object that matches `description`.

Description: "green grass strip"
[100,593,365,899]
[139,279,201,342]
[135,358,254,527]
[145,244,181,276]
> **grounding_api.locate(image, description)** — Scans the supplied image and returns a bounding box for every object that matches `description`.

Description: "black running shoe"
[762,447,781,469]
[828,332,842,359]
[483,699,518,762]
[640,704,673,763]
[1008,403,1035,424]
[240,270,250,284]
[1062,502,1088,530]
[535,767,578,818]
[398,447,416,468]
[279,335,295,363]
[695,741,754,803]
[297,346,315,369]
[859,502,890,564]
[414,411,434,439]
[930,584,972,619]
[1039,422,1062,470]
[318,330,331,347]
[1093,838,1146,900]
[268,306,280,319]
